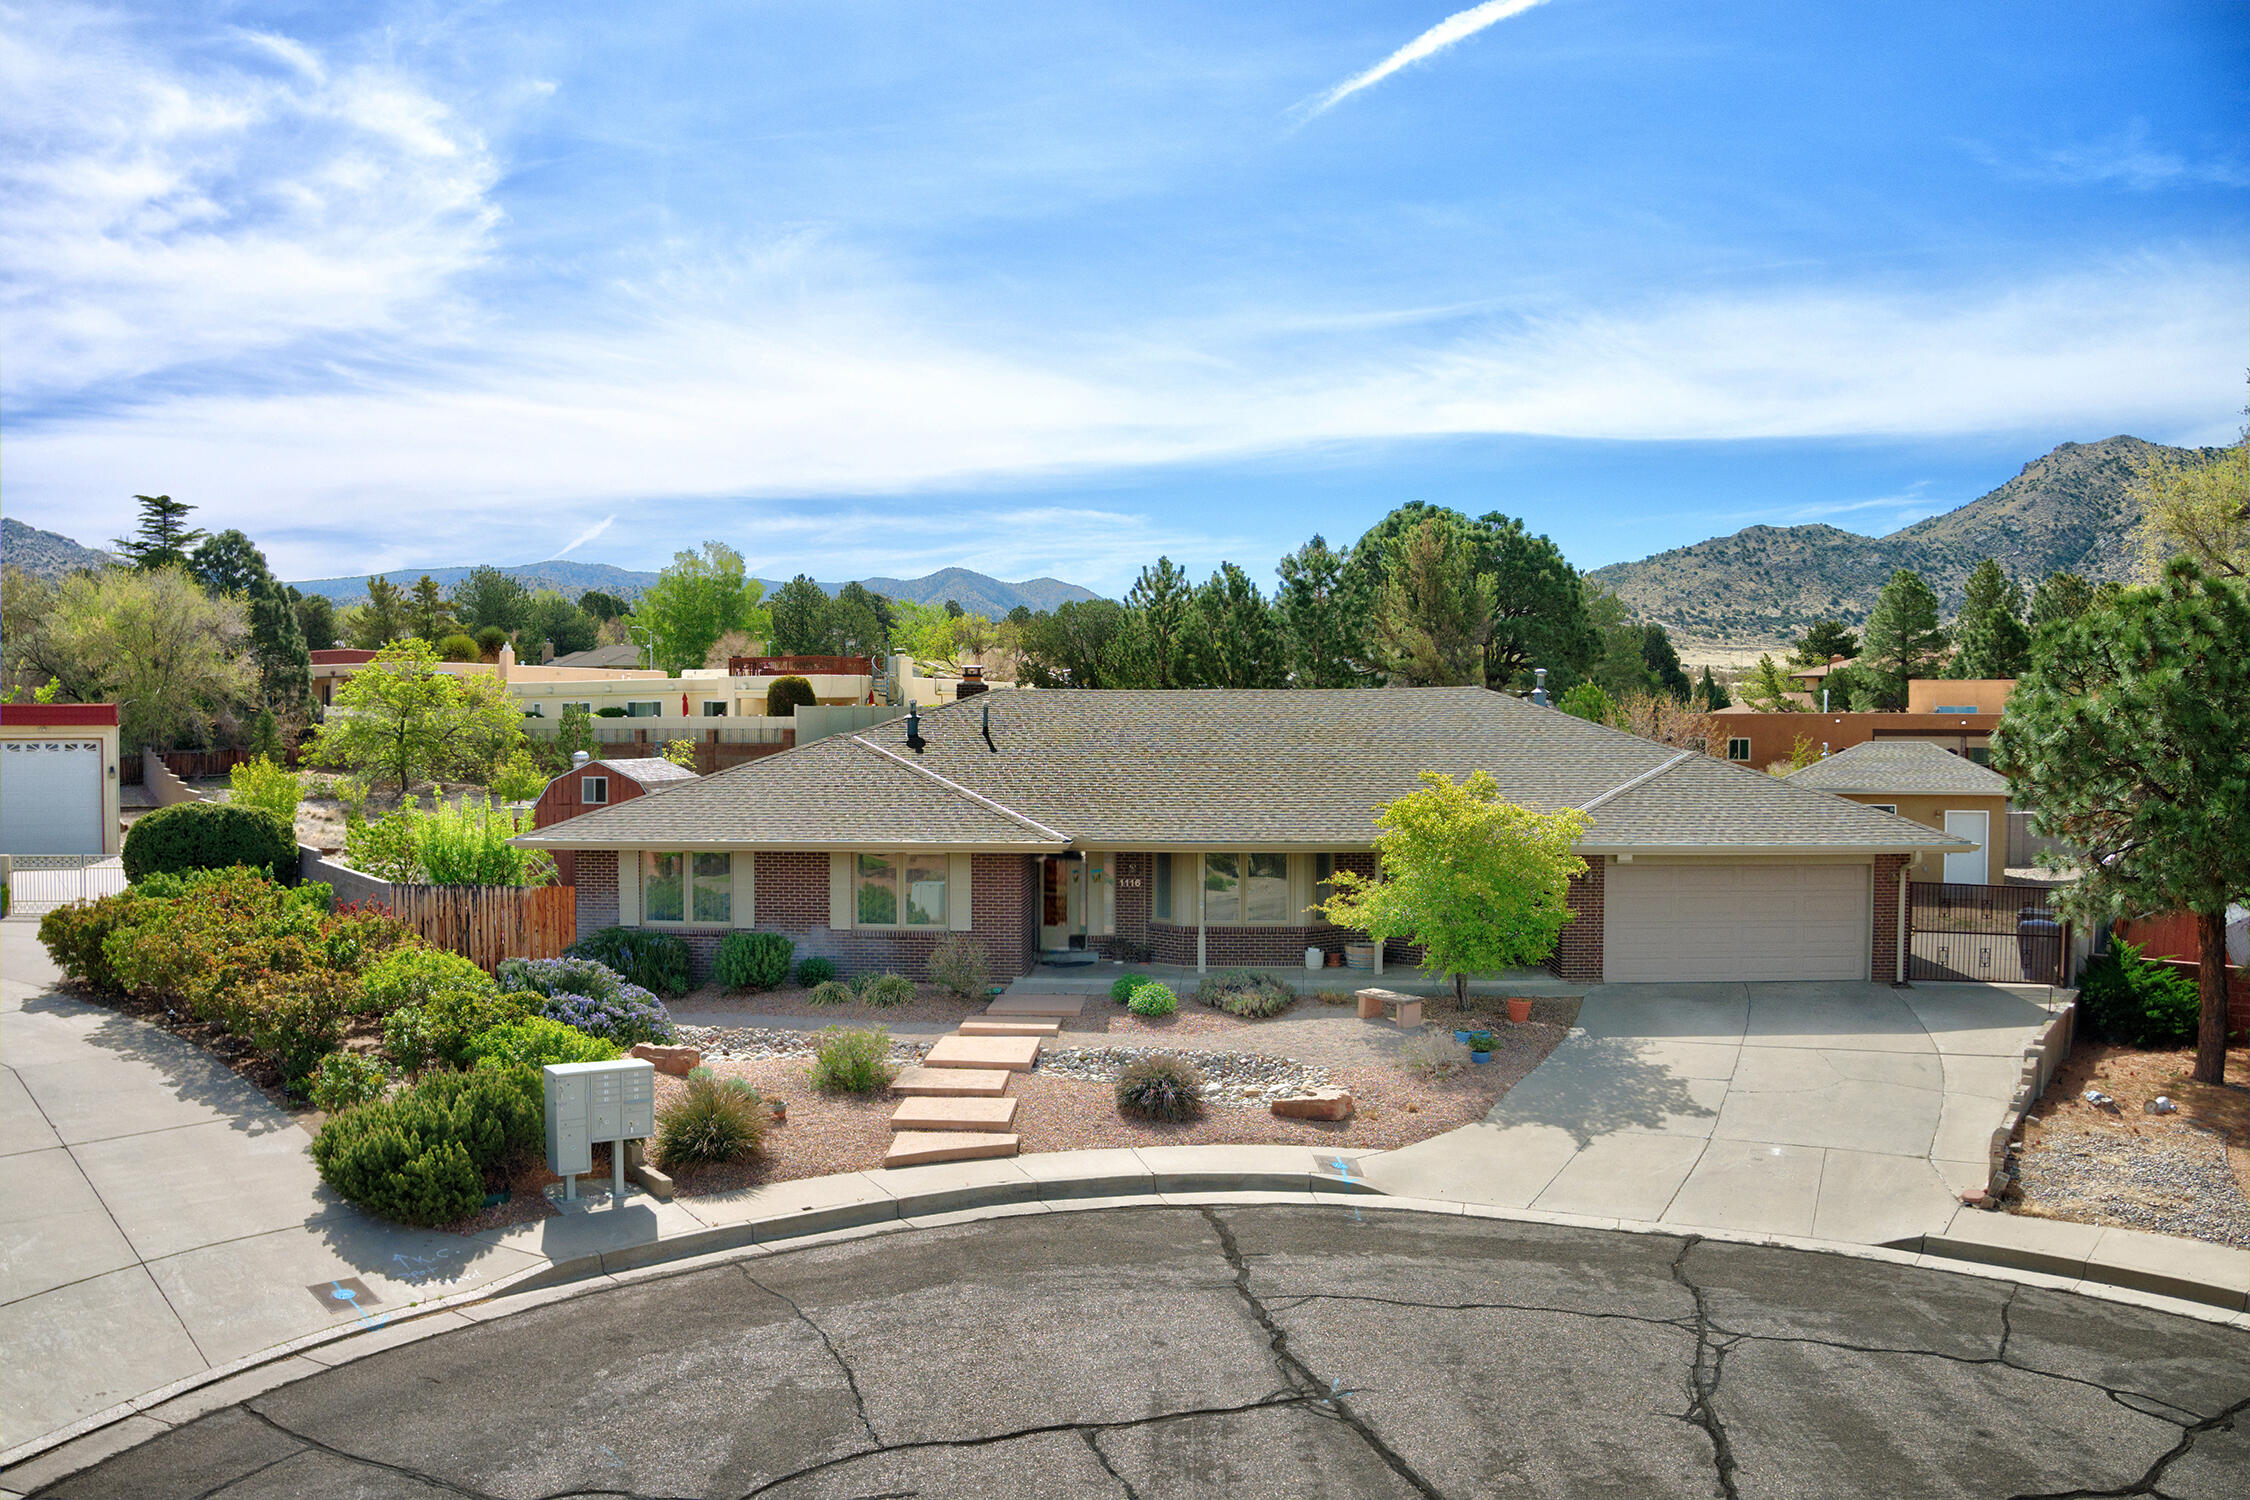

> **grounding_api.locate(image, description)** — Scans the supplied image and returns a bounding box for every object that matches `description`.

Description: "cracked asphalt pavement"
[22,1206,2250,1499]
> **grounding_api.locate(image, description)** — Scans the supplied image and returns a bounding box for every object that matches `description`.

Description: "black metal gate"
[1907,881,2069,984]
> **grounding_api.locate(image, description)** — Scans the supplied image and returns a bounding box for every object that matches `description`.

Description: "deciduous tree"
[1993,560,2250,1084]
[6,565,251,749]
[2134,438,2247,581]
[188,530,271,597]
[1318,770,1589,1006]
[304,638,524,795]
[637,543,767,673]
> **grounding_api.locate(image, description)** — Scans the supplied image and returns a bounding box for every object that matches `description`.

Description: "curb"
[7,1164,2246,1492]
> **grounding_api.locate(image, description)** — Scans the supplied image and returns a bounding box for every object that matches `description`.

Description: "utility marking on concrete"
[309,1278,380,1311]
[598,1444,625,1469]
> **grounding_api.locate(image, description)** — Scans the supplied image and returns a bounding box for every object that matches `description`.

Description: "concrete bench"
[1355,988,1421,1028]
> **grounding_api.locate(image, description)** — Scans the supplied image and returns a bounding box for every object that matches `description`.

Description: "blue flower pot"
[1454,1029,1474,1044]
[1470,1050,1492,1064]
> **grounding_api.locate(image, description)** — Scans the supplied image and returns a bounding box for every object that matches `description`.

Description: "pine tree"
[1366,518,1492,686]
[407,576,454,642]
[1696,666,1731,710]
[1790,619,1859,666]
[113,494,207,571]
[2028,571,2094,634]
[1275,535,1362,687]
[1639,624,1691,700]
[1948,558,2030,678]
[1183,563,1285,688]
[1125,557,1193,687]
[1860,569,1948,708]
[248,576,314,722]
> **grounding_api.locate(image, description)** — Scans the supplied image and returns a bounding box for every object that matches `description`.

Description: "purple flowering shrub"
[496,957,675,1046]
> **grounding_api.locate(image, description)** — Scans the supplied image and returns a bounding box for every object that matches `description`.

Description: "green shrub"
[383,1005,438,1077]
[39,890,161,991]
[464,1017,622,1072]
[796,956,837,986]
[435,632,480,662]
[1115,1053,1205,1121]
[1109,974,1142,1004]
[808,1026,896,1093]
[926,933,989,999]
[2080,939,2202,1048]
[473,625,509,659]
[717,931,793,991]
[308,1052,391,1113]
[228,756,302,824]
[497,956,673,1045]
[806,978,857,1006]
[1127,980,1178,1017]
[362,946,494,1014]
[311,1067,541,1226]
[419,988,537,1070]
[569,926,692,997]
[1195,970,1294,1019]
[655,1068,768,1167]
[765,675,817,716]
[122,801,297,884]
[856,972,916,1007]
[349,795,552,887]
[237,978,357,1091]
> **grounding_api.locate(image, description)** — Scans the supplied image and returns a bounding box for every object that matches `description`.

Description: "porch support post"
[1195,854,1206,974]
[1896,864,1910,985]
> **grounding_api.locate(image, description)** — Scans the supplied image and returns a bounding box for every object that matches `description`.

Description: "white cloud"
[0,4,498,400]
[1304,0,1554,117]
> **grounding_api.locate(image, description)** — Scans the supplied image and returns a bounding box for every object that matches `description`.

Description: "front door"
[1041,857,1083,949]
[1942,810,1989,885]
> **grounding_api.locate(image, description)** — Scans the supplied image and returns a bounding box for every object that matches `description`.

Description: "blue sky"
[3,1,2244,592]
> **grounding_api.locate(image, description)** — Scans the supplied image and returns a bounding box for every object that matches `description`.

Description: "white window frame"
[1866,803,1898,815]
[626,701,663,717]
[582,775,609,805]
[641,849,735,927]
[1727,738,1752,761]
[852,850,952,930]
[1185,851,1298,926]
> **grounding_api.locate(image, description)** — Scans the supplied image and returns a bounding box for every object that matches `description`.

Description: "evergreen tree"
[1366,517,1492,686]
[1738,654,1798,713]
[1639,623,1692,700]
[2028,571,2095,634]
[523,590,599,658]
[113,494,207,571]
[1790,619,1860,666]
[1695,666,1731,710]
[1275,534,1362,687]
[450,565,531,636]
[768,575,833,654]
[350,577,410,649]
[407,575,455,641]
[828,583,892,658]
[578,590,630,622]
[188,529,271,596]
[1125,556,1193,688]
[247,576,313,723]
[1948,558,2030,678]
[1859,569,1948,708]
[1183,563,1286,688]
[294,593,338,651]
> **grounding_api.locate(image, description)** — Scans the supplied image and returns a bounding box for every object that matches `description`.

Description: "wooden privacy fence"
[382,884,576,971]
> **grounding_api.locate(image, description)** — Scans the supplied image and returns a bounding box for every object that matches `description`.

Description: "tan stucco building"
[1785,740,2012,886]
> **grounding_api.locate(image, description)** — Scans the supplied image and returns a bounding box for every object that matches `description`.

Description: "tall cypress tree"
[249,575,314,724]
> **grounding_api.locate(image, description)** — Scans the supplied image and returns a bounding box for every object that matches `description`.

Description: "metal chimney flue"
[1531,667,1549,707]
[905,707,925,753]
[571,750,590,769]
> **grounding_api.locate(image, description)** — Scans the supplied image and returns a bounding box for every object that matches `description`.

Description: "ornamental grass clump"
[806,979,857,1006]
[1126,980,1178,1017]
[855,972,916,1007]
[808,1026,896,1094]
[1194,970,1294,1019]
[1115,1053,1206,1122]
[656,1068,769,1167]
[1399,1032,1471,1079]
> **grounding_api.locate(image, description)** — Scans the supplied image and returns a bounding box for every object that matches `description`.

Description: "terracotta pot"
[1505,997,1534,1025]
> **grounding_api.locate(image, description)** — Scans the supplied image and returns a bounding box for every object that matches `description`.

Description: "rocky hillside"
[1,518,116,578]
[1586,436,2222,649]
[288,561,1097,615]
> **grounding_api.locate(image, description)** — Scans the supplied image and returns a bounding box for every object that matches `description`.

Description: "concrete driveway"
[1365,981,2058,1245]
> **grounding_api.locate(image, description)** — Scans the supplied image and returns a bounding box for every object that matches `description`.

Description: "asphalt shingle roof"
[521,687,1965,853]
[1783,740,2014,798]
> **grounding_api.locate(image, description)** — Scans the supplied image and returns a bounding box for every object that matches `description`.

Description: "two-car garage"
[1602,861,1873,983]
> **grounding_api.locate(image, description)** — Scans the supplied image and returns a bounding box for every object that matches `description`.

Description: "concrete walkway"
[1364,980,2061,1246]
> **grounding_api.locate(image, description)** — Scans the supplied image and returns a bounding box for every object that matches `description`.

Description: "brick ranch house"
[514,687,1966,985]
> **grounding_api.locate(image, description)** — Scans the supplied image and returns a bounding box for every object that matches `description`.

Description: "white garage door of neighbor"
[1604,863,1870,983]
[0,740,104,855]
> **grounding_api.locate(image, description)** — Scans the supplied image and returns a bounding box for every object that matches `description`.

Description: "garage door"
[1604,863,1869,982]
[0,739,104,855]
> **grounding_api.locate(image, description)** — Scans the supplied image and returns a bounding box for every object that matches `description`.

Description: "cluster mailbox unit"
[543,1058,657,1203]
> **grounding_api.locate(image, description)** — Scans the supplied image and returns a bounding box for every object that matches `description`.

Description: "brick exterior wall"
[1547,856,1606,982]
[570,849,1036,984]
[1872,852,1907,984]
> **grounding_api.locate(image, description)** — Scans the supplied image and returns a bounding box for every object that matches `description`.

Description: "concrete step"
[884,1131,1021,1168]
[892,1066,1013,1097]
[889,1095,1020,1132]
[924,1035,1041,1072]
[957,1018,1061,1037]
[987,993,1087,1018]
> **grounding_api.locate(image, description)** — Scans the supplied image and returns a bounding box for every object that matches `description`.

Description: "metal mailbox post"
[543,1059,657,1203]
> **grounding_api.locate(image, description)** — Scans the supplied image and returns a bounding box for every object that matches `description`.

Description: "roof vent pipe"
[1531,667,1549,708]
[571,750,590,769]
[905,707,924,753]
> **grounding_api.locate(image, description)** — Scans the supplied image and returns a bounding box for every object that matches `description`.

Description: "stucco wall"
[1844,793,2010,884]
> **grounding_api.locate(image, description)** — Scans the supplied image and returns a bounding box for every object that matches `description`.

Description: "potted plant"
[1466,1030,1495,1062]
[1453,1023,1476,1044]
[1505,997,1534,1024]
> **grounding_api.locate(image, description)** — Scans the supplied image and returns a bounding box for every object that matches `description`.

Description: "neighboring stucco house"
[516,687,1966,985]
[1784,740,2012,886]
[532,755,700,887]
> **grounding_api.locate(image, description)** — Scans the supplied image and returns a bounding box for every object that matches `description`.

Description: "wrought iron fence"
[1907,880,2069,984]
[3,856,129,917]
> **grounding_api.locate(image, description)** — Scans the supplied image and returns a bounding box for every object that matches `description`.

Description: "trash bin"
[2015,911,2062,983]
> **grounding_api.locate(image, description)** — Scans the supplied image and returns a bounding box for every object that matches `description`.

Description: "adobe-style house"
[532,755,699,887]
[515,687,1966,985]
[1784,740,2012,886]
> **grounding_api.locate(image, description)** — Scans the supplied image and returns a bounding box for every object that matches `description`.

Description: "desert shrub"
[39,890,162,991]
[1195,970,1294,1019]
[308,1052,391,1113]
[806,979,857,1007]
[537,990,674,1048]
[228,756,302,824]
[569,926,691,997]
[1127,980,1178,1017]
[925,933,990,999]
[362,946,494,1015]
[796,956,837,986]
[1115,1053,1205,1121]
[311,1066,541,1226]
[435,632,480,662]
[2080,940,2202,1048]
[464,1017,621,1072]
[765,675,817,716]
[1399,1033,1471,1079]
[717,931,793,992]
[1109,975,1142,1004]
[411,988,538,1071]
[122,801,296,884]
[656,1068,768,1167]
[855,972,916,1007]
[808,1026,896,1093]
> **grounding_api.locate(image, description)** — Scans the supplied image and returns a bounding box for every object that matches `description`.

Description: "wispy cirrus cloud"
[1304,0,1554,117]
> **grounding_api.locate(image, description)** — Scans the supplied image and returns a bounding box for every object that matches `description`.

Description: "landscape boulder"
[1271,1088,1354,1122]
[631,1043,702,1077]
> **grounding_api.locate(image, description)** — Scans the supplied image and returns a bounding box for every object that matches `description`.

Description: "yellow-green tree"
[1319,771,1589,1006]
[2135,439,2247,582]
[304,638,522,795]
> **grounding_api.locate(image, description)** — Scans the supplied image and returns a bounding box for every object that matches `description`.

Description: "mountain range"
[1586,435,2218,650]
[1,518,118,578]
[284,561,1096,618]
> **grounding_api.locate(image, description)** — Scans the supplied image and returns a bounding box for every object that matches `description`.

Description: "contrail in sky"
[1307,0,1555,116]
[554,514,616,558]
